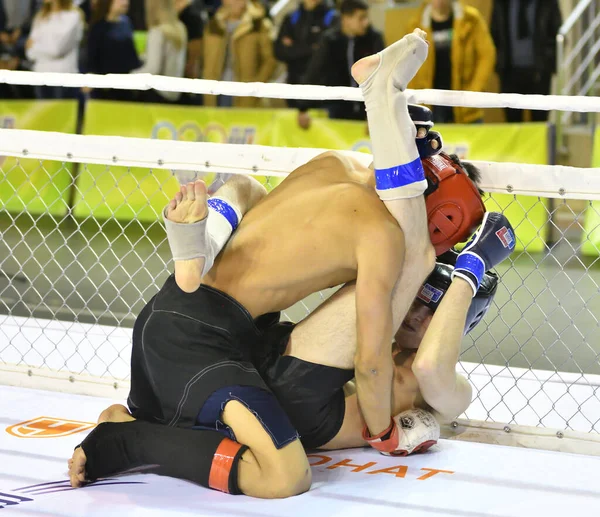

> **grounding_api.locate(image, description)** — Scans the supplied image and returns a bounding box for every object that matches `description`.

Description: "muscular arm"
[354,225,404,436]
[411,277,473,422]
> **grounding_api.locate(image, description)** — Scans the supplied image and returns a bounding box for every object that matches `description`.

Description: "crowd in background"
[0,0,563,125]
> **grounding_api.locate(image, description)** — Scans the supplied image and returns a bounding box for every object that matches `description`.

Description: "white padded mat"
[1,385,599,516]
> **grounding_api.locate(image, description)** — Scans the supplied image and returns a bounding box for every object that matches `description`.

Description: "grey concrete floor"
[1,213,600,376]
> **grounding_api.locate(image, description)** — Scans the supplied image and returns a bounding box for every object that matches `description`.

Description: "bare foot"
[166,180,209,293]
[351,28,428,89]
[166,180,208,224]
[97,404,135,424]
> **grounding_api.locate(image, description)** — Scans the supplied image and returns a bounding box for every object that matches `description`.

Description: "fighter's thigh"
[222,400,311,498]
[286,283,357,369]
[318,394,366,450]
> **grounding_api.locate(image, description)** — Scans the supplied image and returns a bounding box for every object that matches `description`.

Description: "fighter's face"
[396,301,434,349]
[344,9,370,37]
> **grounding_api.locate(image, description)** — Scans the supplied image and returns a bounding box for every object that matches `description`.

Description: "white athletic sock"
[163,197,242,276]
[359,31,429,200]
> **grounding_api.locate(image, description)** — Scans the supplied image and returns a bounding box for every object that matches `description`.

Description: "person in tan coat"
[203,0,276,108]
[406,0,496,123]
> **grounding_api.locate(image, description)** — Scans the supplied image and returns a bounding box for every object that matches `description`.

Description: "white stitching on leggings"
[168,360,259,427]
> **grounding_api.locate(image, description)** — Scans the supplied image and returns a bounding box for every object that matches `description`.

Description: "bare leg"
[352,29,435,331]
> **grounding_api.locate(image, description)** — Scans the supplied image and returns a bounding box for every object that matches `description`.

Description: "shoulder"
[462,5,486,25]
[64,7,84,22]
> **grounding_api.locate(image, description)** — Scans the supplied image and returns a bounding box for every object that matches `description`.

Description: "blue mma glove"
[452,212,516,296]
[409,104,443,159]
[417,130,443,159]
[409,104,434,134]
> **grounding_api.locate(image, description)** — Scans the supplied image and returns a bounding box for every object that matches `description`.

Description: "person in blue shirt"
[87,0,141,101]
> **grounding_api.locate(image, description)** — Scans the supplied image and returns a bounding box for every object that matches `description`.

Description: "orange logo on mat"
[6,417,95,438]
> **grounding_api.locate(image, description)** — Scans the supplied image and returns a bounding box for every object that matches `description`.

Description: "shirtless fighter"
[68,30,494,498]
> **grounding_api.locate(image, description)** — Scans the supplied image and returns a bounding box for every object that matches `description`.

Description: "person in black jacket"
[491,0,562,122]
[274,0,337,108]
[297,0,384,129]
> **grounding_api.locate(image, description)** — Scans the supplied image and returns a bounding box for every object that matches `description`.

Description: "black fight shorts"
[128,275,283,431]
[257,323,355,449]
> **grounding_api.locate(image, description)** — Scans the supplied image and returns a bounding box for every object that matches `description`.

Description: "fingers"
[417,127,427,139]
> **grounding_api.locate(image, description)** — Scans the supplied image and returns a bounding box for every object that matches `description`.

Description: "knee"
[261,442,312,498]
[226,174,267,209]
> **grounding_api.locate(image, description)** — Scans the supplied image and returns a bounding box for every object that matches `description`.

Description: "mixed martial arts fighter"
[68,29,507,498]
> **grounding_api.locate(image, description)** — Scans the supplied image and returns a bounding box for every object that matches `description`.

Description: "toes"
[194,180,207,201]
[413,28,427,41]
[187,182,196,201]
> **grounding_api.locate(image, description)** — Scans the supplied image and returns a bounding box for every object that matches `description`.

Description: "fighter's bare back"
[203,152,404,317]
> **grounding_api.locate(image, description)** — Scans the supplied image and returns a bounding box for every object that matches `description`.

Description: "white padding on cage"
[2,128,600,199]
[1,70,600,112]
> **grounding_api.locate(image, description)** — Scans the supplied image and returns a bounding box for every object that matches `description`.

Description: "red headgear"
[424,152,485,255]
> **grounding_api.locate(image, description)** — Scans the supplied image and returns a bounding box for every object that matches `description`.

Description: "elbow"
[411,359,441,381]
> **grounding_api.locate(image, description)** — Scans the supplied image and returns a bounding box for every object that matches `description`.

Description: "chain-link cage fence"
[1,157,600,434]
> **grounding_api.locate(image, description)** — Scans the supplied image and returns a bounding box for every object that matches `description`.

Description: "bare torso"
[203,152,402,317]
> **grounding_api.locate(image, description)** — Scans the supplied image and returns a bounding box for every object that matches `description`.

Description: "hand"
[81,87,93,95]
[25,38,33,51]
[409,104,443,158]
[11,28,21,44]
[452,212,516,296]
[298,111,311,130]
[282,36,293,47]
[0,32,10,45]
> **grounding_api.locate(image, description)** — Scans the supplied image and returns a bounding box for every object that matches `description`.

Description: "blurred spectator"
[203,0,276,108]
[0,0,36,62]
[274,0,336,108]
[132,0,187,103]
[127,0,145,30]
[175,0,203,79]
[87,0,141,101]
[298,0,383,129]
[75,0,94,22]
[407,0,495,124]
[491,0,562,122]
[26,0,84,99]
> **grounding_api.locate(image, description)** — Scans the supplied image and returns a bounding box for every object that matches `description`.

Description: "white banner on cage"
[1,128,600,200]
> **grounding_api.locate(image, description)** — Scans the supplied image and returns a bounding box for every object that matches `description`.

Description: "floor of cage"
[0,384,599,517]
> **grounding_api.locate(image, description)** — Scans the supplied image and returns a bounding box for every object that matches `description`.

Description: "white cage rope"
[1,70,600,112]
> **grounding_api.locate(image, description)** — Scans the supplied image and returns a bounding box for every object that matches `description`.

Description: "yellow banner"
[79,101,548,252]
[581,128,600,256]
[0,101,78,216]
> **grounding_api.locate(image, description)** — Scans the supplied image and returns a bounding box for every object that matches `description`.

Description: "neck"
[107,12,120,22]
[431,4,452,22]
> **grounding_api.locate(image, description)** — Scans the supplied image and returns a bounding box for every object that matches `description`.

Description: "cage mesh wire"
[1,158,600,433]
